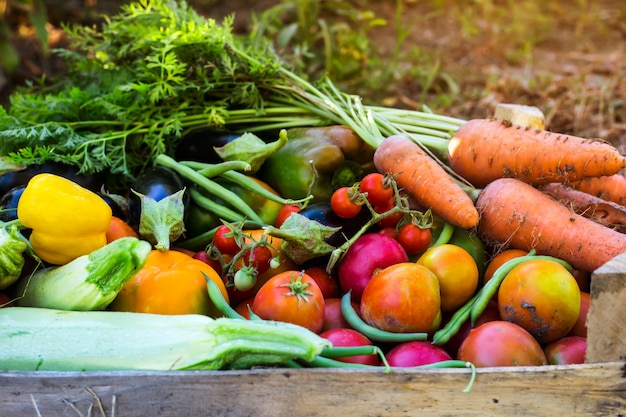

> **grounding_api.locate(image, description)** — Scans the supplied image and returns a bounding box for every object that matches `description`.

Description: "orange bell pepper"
[109,249,229,317]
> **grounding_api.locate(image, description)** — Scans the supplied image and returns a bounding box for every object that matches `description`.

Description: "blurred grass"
[1,0,624,140]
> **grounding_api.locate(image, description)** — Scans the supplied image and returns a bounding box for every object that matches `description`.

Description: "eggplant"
[174,128,241,164]
[298,202,374,248]
[0,186,25,222]
[128,166,190,226]
[0,162,103,196]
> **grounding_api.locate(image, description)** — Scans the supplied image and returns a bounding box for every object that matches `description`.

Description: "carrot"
[569,174,626,206]
[373,135,479,229]
[447,118,626,188]
[539,183,626,233]
[476,178,626,272]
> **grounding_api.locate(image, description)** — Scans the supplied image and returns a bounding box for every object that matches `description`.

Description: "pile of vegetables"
[0,0,620,376]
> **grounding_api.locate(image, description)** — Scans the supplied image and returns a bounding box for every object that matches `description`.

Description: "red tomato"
[441,299,501,358]
[457,321,548,367]
[238,245,273,275]
[305,266,340,299]
[543,336,587,365]
[397,223,432,255]
[252,270,325,333]
[377,226,398,240]
[386,341,452,367]
[275,204,300,227]
[567,291,590,338]
[359,172,393,207]
[373,201,403,228]
[319,328,380,365]
[331,186,362,219]
[212,224,240,256]
[321,297,361,332]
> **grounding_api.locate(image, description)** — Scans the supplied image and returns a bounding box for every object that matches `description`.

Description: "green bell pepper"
[257,126,375,203]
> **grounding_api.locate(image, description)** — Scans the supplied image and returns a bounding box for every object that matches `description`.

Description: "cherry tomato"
[275,204,301,227]
[397,223,432,255]
[304,266,340,299]
[212,224,240,256]
[238,245,273,275]
[373,201,403,228]
[331,187,362,219]
[377,226,398,240]
[359,172,393,207]
[252,270,325,333]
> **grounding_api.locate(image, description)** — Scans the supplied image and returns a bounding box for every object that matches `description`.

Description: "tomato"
[304,266,340,299]
[441,299,501,358]
[238,245,273,275]
[543,336,587,365]
[234,297,255,320]
[359,172,393,207]
[567,291,590,338]
[457,321,548,367]
[360,262,441,333]
[275,204,301,227]
[252,270,325,333]
[321,298,360,332]
[373,200,403,228]
[483,248,527,285]
[319,328,380,365]
[213,224,241,256]
[397,223,432,255]
[377,226,398,240]
[337,233,408,301]
[386,341,452,367]
[330,186,362,219]
[417,244,479,313]
[498,259,581,344]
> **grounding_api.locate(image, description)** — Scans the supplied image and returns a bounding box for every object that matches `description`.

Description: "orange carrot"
[569,174,626,206]
[373,135,479,229]
[476,178,626,272]
[448,118,626,188]
[540,183,626,233]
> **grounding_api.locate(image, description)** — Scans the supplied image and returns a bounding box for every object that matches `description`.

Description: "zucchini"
[14,237,151,310]
[0,307,330,371]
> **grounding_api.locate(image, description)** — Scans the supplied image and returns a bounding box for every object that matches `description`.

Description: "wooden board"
[1,363,625,417]
[1,251,625,416]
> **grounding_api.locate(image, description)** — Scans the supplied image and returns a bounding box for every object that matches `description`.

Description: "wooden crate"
[1,254,625,417]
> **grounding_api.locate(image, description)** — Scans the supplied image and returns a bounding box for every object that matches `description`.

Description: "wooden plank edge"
[1,362,624,417]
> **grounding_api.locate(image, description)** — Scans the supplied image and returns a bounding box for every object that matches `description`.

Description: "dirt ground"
[2,0,625,147]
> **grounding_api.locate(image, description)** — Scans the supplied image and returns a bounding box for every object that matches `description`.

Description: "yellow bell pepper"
[17,173,112,265]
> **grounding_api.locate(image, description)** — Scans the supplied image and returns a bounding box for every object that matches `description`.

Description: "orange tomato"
[483,248,527,284]
[109,249,229,317]
[416,244,479,313]
[106,216,139,243]
[498,259,581,344]
[360,262,441,334]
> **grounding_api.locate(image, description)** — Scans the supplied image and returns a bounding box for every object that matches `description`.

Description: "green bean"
[340,292,428,343]
[188,187,246,223]
[205,274,246,320]
[430,221,454,247]
[180,160,251,177]
[469,252,572,325]
[320,345,381,358]
[431,294,479,346]
[155,154,264,224]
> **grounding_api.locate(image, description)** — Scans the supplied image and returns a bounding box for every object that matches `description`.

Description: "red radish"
[319,328,379,366]
[337,233,408,301]
[386,341,452,367]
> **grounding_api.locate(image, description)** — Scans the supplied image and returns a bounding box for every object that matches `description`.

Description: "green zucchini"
[0,307,330,371]
[14,237,151,311]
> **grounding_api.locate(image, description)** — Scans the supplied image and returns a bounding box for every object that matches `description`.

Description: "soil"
[2,0,625,147]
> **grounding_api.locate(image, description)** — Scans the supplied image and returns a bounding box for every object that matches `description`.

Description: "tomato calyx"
[278,271,318,307]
